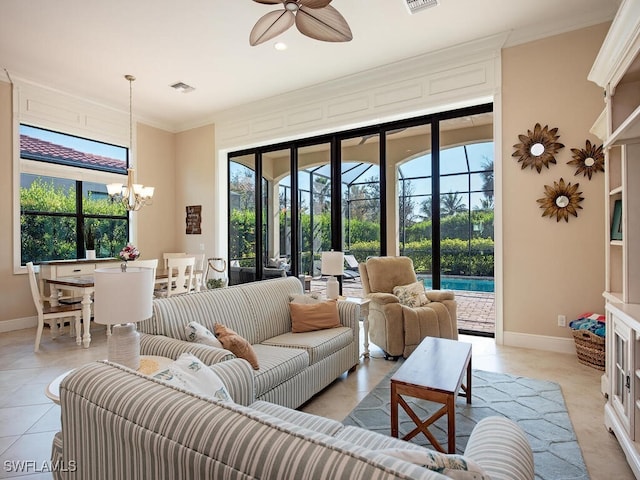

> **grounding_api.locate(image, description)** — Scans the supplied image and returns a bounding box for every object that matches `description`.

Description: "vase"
[121,261,127,272]
[86,250,96,260]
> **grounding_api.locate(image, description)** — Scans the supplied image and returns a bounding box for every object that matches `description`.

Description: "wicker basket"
[572,329,605,370]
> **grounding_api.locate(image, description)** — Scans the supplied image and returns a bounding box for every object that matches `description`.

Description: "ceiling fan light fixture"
[405,0,439,15]
[250,0,351,46]
[285,1,299,12]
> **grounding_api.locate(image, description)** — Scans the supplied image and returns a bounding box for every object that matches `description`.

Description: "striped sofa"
[136,276,360,409]
[52,361,534,480]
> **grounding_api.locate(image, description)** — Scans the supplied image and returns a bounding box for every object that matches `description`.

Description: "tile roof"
[20,135,126,170]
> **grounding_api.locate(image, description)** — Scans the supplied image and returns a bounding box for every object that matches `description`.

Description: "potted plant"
[85,225,96,259]
[206,278,225,289]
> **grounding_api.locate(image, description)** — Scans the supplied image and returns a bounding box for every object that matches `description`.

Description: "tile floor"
[0,324,634,479]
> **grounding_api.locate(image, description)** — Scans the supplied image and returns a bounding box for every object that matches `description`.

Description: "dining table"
[45,267,202,348]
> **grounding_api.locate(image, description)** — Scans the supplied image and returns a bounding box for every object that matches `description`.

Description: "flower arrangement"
[119,243,140,262]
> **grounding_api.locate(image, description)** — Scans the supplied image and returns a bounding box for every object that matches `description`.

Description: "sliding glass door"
[227,103,495,335]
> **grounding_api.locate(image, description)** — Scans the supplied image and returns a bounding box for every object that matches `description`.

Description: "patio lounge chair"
[343,254,360,281]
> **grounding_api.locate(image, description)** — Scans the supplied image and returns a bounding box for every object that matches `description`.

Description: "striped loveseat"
[52,360,534,480]
[136,276,360,409]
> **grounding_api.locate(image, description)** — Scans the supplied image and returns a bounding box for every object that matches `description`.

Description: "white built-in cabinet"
[589,1,640,477]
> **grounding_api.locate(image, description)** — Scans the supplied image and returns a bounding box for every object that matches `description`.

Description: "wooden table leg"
[391,381,399,437]
[466,355,472,404]
[447,395,456,453]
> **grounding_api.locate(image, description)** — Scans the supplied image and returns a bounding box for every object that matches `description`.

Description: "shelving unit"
[588,1,640,476]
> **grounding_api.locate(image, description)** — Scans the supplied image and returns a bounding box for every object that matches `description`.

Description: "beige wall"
[174,124,216,257]
[0,81,32,325]
[135,123,179,262]
[501,23,608,340]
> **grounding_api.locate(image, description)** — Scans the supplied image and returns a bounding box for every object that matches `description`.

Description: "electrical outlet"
[199,243,205,251]
[558,314,566,327]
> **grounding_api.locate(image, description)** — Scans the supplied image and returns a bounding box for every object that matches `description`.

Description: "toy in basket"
[569,313,605,370]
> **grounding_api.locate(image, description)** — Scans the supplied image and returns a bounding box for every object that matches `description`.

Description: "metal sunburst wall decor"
[537,178,584,223]
[512,123,565,173]
[568,140,605,180]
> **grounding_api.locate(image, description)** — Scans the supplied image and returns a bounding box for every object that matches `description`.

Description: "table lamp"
[321,251,343,300]
[93,267,153,370]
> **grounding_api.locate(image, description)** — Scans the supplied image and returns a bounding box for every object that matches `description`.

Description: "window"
[19,125,129,264]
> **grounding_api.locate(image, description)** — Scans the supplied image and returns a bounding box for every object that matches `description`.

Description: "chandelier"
[106,75,154,211]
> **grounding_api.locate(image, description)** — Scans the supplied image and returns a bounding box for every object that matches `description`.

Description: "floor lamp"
[321,251,343,300]
[94,267,153,370]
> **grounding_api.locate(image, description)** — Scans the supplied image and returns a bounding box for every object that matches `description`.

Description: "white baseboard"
[503,331,577,354]
[0,316,37,333]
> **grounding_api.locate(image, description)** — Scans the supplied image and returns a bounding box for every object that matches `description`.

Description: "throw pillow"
[289,300,341,333]
[378,448,489,480]
[153,353,233,403]
[289,292,321,304]
[184,321,223,349]
[393,281,430,307]
[213,323,260,370]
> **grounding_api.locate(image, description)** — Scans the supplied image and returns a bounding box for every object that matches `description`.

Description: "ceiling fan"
[250,0,353,46]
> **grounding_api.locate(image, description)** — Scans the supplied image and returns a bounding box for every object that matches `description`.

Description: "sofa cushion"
[139,277,304,345]
[249,400,345,436]
[185,321,223,349]
[214,323,260,370]
[251,344,310,397]
[336,425,431,450]
[152,353,233,403]
[289,300,342,333]
[289,292,321,304]
[262,327,353,365]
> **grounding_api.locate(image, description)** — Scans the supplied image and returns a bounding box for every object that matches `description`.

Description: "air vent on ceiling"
[170,82,195,93]
[405,0,439,14]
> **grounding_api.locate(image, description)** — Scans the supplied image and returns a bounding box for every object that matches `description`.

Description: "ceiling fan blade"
[296,5,353,42]
[299,0,332,8]
[253,0,283,4]
[250,10,295,46]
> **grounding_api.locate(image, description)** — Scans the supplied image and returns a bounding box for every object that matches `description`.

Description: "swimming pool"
[422,276,495,292]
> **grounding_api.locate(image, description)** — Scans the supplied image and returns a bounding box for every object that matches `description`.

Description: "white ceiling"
[0,0,621,132]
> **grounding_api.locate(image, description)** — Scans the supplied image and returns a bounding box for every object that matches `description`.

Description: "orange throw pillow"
[213,323,259,370]
[290,300,341,333]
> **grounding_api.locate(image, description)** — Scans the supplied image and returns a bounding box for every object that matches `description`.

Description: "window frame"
[12,81,134,274]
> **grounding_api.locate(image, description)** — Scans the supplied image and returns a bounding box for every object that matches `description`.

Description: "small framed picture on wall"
[611,199,622,241]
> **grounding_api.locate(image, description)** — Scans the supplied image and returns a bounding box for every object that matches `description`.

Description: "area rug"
[343,368,588,480]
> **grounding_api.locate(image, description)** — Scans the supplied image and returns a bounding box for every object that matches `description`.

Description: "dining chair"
[185,252,205,291]
[159,256,195,297]
[162,252,187,269]
[27,262,82,352]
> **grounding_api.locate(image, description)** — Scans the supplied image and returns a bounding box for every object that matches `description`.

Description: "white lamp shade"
[93,267,153,326]
[321,251,344,276]
[106,183,123,196]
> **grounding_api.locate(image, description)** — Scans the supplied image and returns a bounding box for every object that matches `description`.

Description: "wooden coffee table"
[390,337,472,453]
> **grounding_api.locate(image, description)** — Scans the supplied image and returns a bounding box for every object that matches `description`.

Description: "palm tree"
[480,158,494,203]
[440,192,467,216]
[419,196,433,220]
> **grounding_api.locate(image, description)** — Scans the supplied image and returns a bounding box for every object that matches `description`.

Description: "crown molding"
[589,0,640,88]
